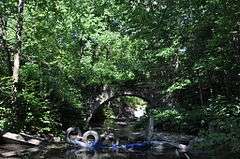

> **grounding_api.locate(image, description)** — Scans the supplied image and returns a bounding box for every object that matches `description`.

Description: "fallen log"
[20,132,45,141]
[2,132,42,146]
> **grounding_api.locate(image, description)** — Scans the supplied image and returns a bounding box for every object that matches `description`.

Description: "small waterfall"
[147,115,154,141]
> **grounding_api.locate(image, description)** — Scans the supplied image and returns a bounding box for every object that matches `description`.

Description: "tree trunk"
[199,84,204,106]
[13,0,25,85]
[147,113,154,141]
[12,0,25,128]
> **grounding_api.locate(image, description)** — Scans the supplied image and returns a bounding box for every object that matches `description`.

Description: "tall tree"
[13,0,25,86]
[12,0,25,125]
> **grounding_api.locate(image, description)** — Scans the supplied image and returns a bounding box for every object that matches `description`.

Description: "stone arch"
[87,90,154,123]
[99,93,152,109]
[86,85,163,128]
[88,93,150,127]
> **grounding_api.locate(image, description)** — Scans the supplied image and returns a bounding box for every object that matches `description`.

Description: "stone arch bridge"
[86,84,167,125]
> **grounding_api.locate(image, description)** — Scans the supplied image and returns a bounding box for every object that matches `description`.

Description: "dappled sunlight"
[0,0,239,158]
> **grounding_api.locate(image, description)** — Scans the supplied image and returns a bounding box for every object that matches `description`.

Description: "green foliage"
[154,109,183,123]
[156,48,176,59]
[194,132,229,151]
[167,79,191,93]
[0,77,13,130]
[0,0,239,156]
[153,107,206,134]
[202,97,240,152]
[153,108,183,132]
[0,107,12,130]
[124,96,147,109]
[102,106,115,129]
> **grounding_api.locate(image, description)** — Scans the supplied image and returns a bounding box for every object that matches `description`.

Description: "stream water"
[30,148,197,159]
[1,143,238,159]
[1,129,238,159]
[28,148,239,159]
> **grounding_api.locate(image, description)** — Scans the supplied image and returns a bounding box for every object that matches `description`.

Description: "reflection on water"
[67,151,148,159]
[33,148,180,159]
[1,143,237,159]
[11,145,239,159]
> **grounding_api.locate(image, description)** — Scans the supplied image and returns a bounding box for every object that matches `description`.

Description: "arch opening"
[89,95,150,131]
